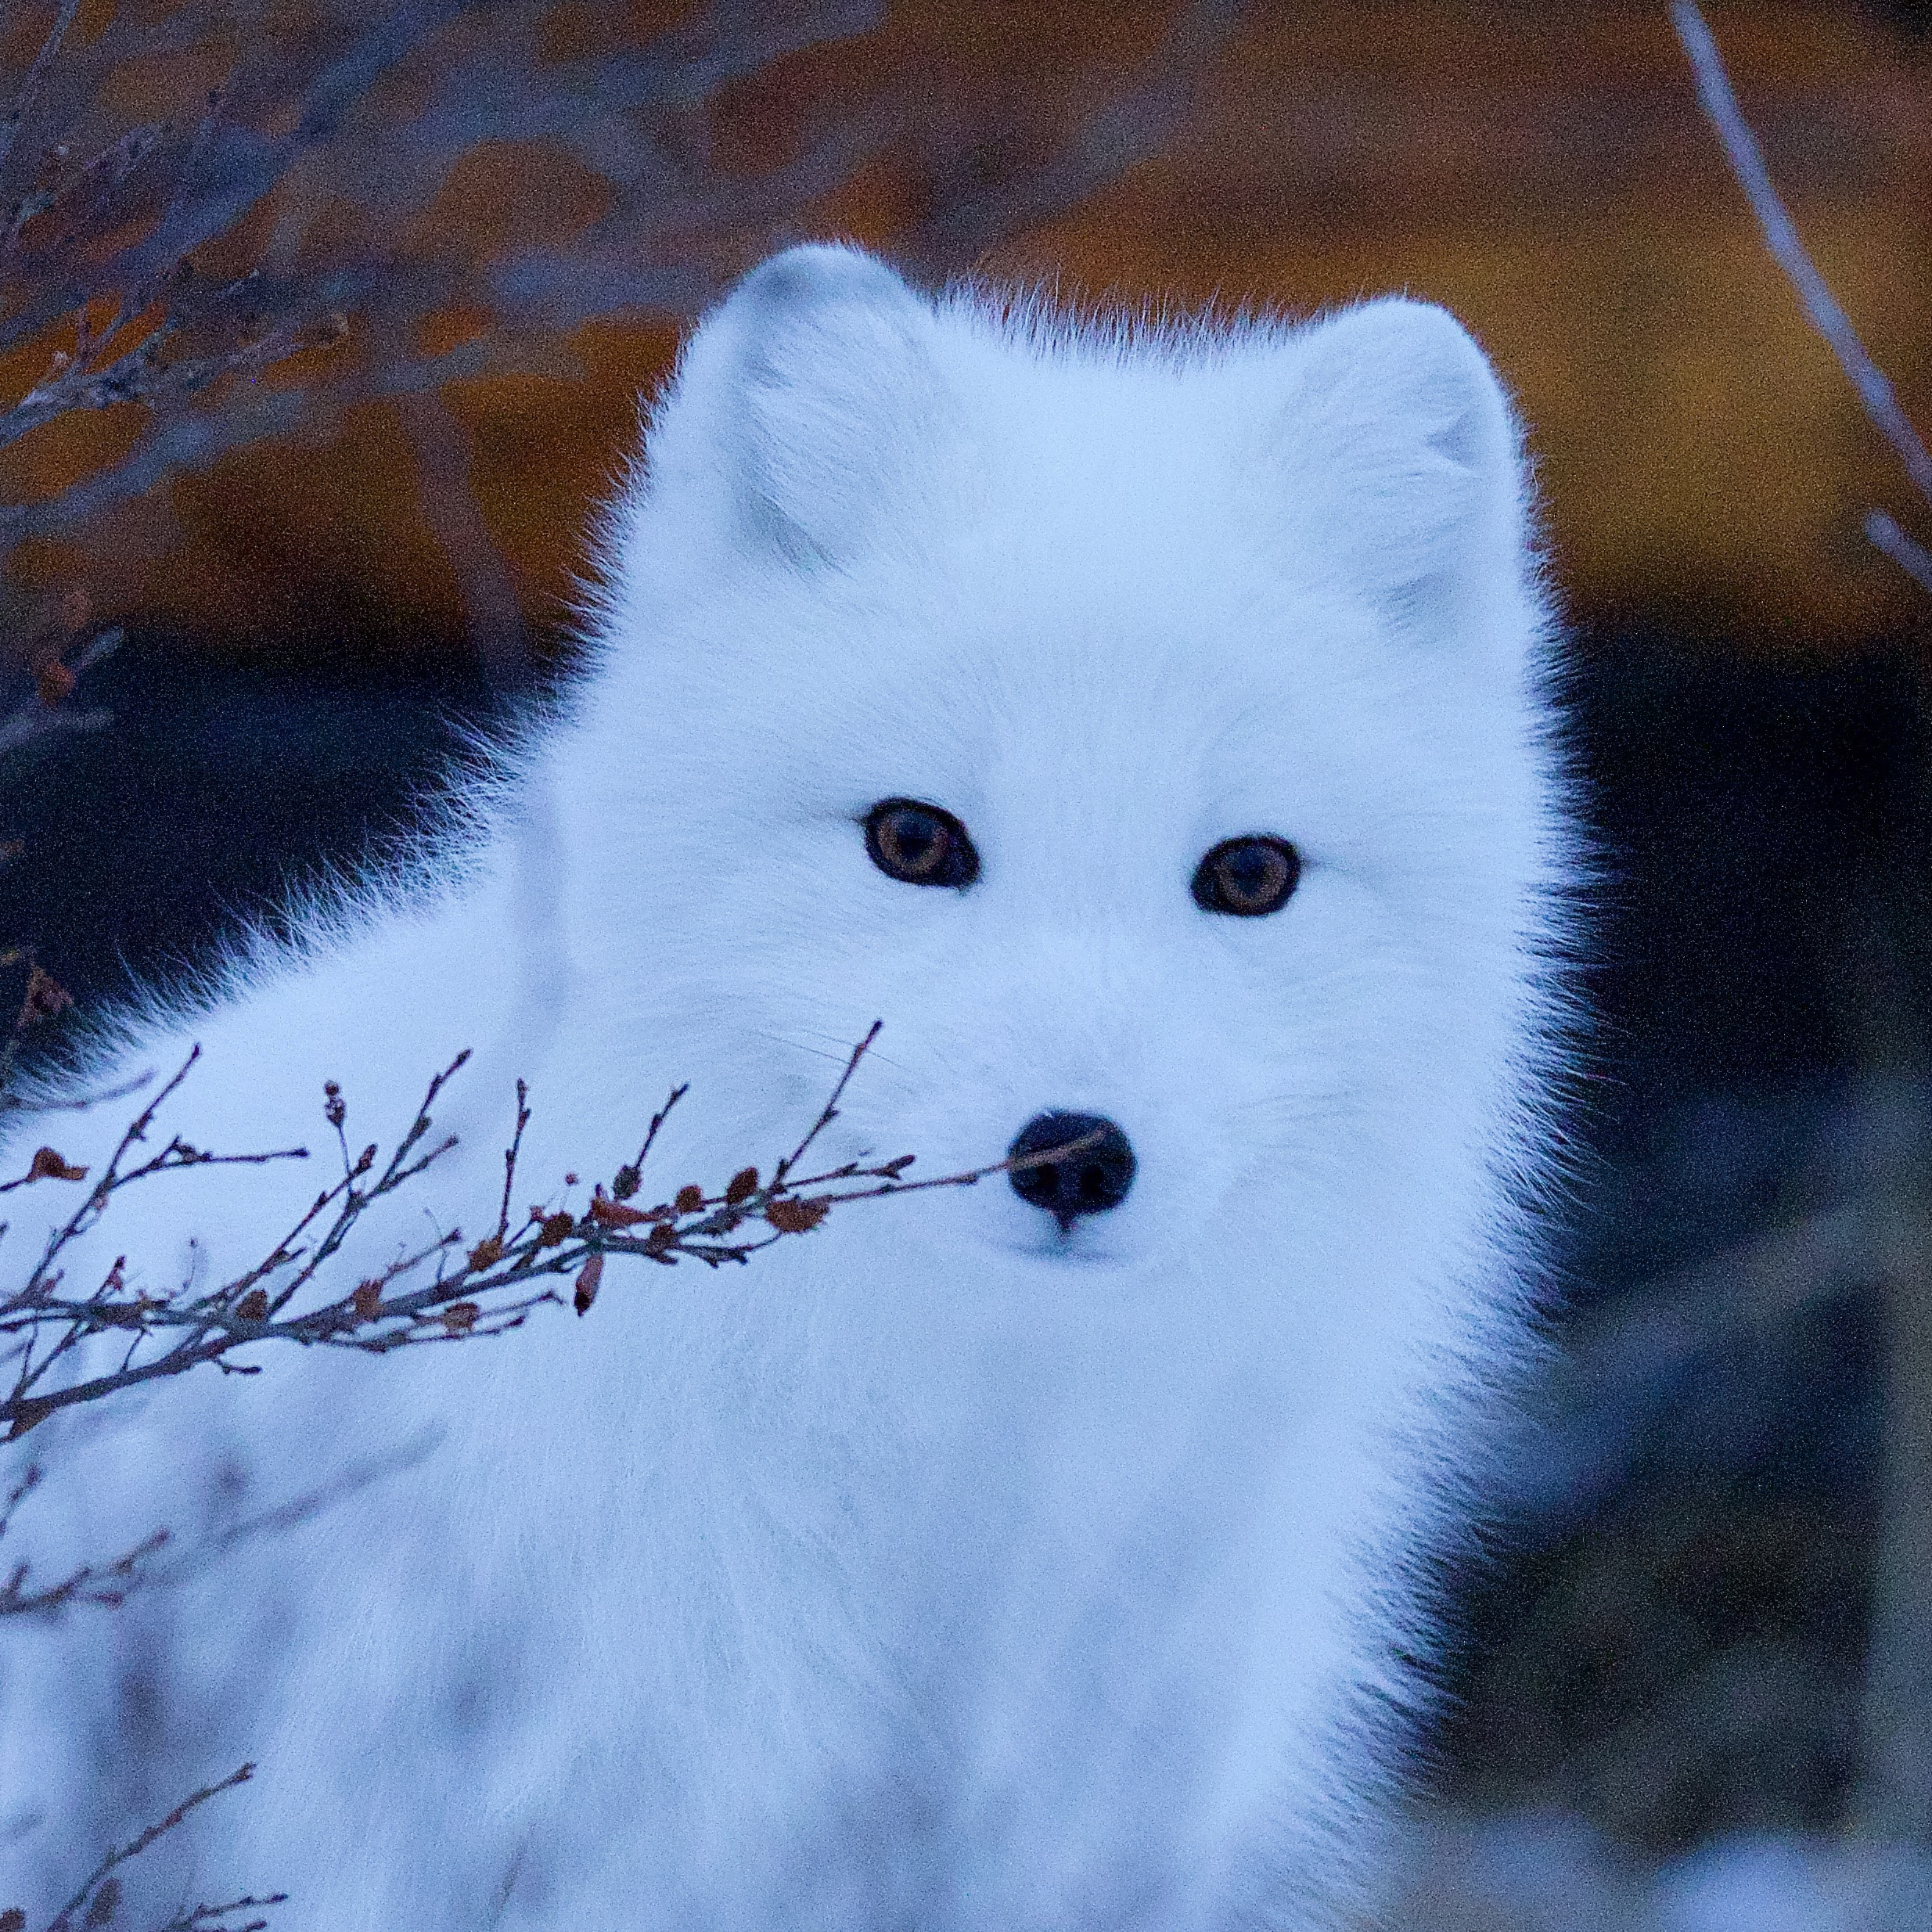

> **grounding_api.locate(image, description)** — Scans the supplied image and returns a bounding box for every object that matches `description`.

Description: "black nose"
[1008,1112,1136,1228]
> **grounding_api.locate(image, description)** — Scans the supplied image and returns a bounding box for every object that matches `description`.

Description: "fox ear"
[1275,298,1525,629]
[651,243,950,567]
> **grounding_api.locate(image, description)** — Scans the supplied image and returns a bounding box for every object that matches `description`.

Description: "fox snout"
[1007,1112,1137,1229]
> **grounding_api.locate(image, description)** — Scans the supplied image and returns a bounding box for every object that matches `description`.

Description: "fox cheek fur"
[2,243,1575,1930]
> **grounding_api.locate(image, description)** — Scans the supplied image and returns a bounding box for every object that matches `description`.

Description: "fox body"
[2,246,1572,1928]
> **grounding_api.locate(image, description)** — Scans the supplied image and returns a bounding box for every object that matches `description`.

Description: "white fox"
[2,243,1573,1929]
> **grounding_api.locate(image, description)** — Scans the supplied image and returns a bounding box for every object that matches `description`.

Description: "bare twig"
[1672,0,1932,588]
[1865,509,1932,603]
[0,1464,169,1615]
[1672,1,1932,505]
[0,0,83,178]
[37,1764,277,1932]
[0,624,121,760]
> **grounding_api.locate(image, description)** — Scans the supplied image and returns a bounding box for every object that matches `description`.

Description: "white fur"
[0,245,1574,1929]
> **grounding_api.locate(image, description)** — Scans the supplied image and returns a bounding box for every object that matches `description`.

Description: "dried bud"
[322,1080,345,1128]
[2,1905,26,1931]
[27,1146,86,1182]
[725,1166,760,1206]
[466,1235,503,1271]
[236,1289,269,1322]
[612,1163,641,1200]
[643,1221,678,1257]
[83,1877,118,1927]
[537,1211,574,1249]
[351,1280,383,1320]
[573,1251,603,1315]
[441,1301,480,1335]
[674,1185,704,1215]
[765,1196,829,1235]
[34,660,74,707]
[20,966,73,1026]
[588,1194,648,1229]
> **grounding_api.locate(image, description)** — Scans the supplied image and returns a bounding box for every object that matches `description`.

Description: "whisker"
[773,1025,916,1077]
[751,1030,850,1067]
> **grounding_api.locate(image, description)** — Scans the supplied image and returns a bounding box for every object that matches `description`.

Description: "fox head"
[558,245,1567,1329]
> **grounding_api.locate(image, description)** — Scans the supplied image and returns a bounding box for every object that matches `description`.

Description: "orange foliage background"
[4,0,1930,659]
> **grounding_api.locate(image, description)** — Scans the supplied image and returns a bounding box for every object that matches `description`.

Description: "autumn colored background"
[8,2,1932,1923]
[5,0,1931,658]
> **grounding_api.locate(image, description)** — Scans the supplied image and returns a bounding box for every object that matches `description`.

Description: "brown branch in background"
[1,0,1224,682]
[1671,1,1932,585]
[0,0,880,685]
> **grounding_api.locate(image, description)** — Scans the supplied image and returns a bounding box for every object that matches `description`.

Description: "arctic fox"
[2,244,1571,1929]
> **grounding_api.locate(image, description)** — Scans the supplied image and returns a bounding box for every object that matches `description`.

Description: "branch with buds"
[0,1024,1099,1441]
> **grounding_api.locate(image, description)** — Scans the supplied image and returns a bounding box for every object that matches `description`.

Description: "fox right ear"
[1269,298,1528,639]
[646,243,952,569]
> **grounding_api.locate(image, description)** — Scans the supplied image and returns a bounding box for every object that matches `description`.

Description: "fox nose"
[1008,1112,1136,1229]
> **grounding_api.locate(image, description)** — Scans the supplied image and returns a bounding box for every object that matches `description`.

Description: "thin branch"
[0,0,84,177]
[1671,1,1932,511]
[0,625,121,759]
[1865,509,1932,601]
[45,1765,267,1932]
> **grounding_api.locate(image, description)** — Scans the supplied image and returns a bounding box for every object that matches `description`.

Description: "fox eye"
[1192,836,1301,917]
[864,799,980,889]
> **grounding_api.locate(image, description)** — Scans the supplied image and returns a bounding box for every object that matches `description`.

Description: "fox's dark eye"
[864,799,979,889]
[1192,835,1300,917]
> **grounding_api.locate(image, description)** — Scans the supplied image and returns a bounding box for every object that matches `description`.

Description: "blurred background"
[5,1,1932,1925]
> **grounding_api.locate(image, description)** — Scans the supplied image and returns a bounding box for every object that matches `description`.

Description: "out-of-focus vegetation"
[4,1,1931,662]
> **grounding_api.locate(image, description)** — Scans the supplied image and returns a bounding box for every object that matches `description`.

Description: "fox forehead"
[652,552,1485,841]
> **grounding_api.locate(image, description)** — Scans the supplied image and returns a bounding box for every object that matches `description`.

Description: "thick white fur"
[0,245,1573,1928]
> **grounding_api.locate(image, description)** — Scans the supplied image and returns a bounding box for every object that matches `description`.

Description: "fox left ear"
[1273,298,1527,630]
[647,243,953,568]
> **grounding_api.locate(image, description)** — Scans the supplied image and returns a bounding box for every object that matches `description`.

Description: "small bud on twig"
[765,1196,829,1235]
[573,1252,603,1315]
